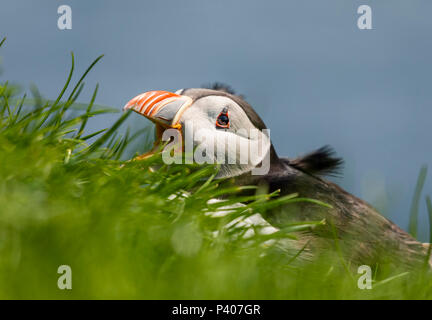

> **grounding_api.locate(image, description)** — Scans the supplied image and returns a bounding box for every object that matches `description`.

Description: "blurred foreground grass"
[1,38,432,299]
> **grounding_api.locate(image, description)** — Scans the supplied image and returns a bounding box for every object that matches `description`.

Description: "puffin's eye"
[216,107,229,129]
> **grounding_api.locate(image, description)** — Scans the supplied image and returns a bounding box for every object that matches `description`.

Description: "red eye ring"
[216,107,230,129]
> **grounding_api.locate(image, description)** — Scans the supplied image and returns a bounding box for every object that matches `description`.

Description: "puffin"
[124,84,430,269]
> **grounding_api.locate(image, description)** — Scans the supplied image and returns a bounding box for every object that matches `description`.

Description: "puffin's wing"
[281,145,343,177]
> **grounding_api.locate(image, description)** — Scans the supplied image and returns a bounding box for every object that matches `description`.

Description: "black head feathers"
[201,82,244,99]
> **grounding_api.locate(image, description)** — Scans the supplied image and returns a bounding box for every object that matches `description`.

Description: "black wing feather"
[282,145,343,177]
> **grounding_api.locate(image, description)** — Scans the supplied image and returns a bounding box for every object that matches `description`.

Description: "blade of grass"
[67,54,104,101]
[409,165,428,238]
[51,52,75,110]
[76,84,99,139]
[83,109,131,155]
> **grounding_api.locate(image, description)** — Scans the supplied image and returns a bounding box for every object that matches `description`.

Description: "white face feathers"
[162,95,271,178]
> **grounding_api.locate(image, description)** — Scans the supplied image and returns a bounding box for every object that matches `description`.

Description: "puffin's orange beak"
[123,90,192,130]
[124,90,192,160]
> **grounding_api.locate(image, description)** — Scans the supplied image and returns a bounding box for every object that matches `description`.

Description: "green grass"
[1,38,432,299]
